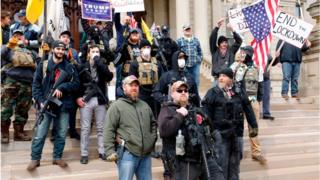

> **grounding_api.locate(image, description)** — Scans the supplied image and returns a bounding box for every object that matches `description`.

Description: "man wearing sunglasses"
[157,81,223,180]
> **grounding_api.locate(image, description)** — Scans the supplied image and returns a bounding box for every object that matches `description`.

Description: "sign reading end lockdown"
[272,11,313,48]
[82,0,112,21]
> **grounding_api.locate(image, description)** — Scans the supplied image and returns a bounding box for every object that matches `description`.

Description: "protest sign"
[272,11,313,48]
[82,0,112,21]
[111,0,145,13]
[228,8,250,33]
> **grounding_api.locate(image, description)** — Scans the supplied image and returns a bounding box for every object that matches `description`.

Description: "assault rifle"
[34,69,69,128]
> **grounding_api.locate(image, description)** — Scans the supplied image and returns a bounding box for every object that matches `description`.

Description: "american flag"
[242,0,278,71]
[128,13,137,29]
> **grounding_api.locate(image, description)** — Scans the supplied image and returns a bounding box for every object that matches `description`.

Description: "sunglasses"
[176,89,188,93]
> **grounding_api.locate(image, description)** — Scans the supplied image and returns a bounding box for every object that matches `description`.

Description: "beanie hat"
[139,39,151,49]
[218,36,228,46]
[219,67,234,79]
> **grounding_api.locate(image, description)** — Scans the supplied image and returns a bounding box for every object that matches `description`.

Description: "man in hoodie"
[210,18,242,85]
[153,50,200,107]
[104,75,157,180]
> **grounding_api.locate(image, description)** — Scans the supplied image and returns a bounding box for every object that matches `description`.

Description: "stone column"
[153,0,169,26]
[300,0,320,103]
[169,0,190,39]
[193,0,209,56]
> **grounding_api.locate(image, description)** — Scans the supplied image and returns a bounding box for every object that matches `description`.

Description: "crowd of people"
[1,7,311,180]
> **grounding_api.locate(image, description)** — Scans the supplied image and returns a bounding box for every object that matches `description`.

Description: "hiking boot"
[80,156,89,164]
[53,159,68,168]
[292,94,300,100]
[1,121,10,144]
[263,115,275,120]
[69,130,80,140]
[252,154,267,165]
[13,124,31,141]
[281,94,289,100]
[27,160,40,171]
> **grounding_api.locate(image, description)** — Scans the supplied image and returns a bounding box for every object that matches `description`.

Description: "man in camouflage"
[1,29,40,143]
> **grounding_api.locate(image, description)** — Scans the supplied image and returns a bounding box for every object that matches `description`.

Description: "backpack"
[244,66,259,96]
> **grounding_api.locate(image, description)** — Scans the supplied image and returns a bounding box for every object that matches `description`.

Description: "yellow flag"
[26,0,44,24]
[141,18,153,45]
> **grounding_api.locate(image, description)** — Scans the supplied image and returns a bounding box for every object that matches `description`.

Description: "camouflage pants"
[1,77,32,124]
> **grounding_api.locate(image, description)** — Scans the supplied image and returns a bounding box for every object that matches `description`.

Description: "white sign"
[111,0,145,13]
[228,8,249,34]
[272,11,314,48]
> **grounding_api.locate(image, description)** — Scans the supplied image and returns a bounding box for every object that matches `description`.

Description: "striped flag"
[129,14,137,29]
[242,0,278,72]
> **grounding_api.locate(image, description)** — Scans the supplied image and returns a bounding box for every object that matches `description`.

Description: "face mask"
[91,52,100,60]
[142,48,151,57]
[178,58,186,68]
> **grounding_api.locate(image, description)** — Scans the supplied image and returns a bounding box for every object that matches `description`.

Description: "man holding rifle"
[27,40,79,171]
[157,81,224,180]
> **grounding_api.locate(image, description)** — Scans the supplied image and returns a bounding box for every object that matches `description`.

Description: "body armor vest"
[137,57,159,85]
[11,47,35,69]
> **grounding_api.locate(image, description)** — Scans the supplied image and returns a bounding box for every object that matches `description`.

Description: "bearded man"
[103,75,157,180]
[202,67,258,180]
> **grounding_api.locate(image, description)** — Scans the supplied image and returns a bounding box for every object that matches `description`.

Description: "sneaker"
[292,94,300,100]
[281,94,289,100]
[27,160,40,171]
[80,156,89,164]
[263,115,275,120]
[99,153,106,160]
[53,159,68,168]
[252,154,267,165]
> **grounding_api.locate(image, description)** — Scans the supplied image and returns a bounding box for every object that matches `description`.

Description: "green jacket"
[104,97,157,157]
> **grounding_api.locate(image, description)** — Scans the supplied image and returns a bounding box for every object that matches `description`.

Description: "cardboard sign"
[272,11,314,48]
[111,0,145,13]
[82,0,112,21]
[228,8,250,34]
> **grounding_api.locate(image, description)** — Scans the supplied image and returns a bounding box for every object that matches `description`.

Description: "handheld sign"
[82,0,112,21]
[111,0,145,13]
[272,11,313,48]
[228,8,250,33]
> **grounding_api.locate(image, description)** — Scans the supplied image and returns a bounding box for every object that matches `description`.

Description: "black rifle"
[153,36,168,71]
[83,81,108,103]
[187,110,225,180]
[34,69,69,128]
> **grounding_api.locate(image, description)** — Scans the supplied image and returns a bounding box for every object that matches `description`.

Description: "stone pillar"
[300,0,320,103]
[153,0,169,26]
[193,0,209,55]
[169,0,190,39]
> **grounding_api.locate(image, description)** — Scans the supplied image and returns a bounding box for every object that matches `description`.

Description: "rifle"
[153,36,168,71]
[34,69,69,129]
[83,81,108,103]
[188,110,225,180]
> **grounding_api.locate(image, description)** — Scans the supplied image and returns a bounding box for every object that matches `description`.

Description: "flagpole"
[43,0,47,39]
[267,41,284,72]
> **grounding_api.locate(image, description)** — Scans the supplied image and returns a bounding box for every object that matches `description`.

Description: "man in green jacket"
[104,75,157,180]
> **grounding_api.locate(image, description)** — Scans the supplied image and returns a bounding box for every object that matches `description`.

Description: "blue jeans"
[215,135,243,180]
[263,79,271,116]
[117,150,152,180]
[281,62,300,96]
[186,63,200,90]
[31,112,69,160]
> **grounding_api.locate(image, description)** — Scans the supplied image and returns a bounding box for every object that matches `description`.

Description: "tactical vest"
[11,47,36,69]
[244,66,259,96]
[122,45,135,74]
[137,57,159,85]
[231,62,247,82]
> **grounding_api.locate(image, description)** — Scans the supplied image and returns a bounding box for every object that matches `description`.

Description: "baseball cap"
[122,75,140,85]
[171,81,189,92]
[182,24,191,31]
[59,30,72,37]
[219,68,234,80]
[12,29,23,35]
[17,9,26,17]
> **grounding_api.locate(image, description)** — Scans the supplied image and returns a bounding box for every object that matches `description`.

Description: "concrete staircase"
[1,63,320,180]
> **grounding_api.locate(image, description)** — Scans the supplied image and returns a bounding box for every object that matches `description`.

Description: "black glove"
[249,128,258,137]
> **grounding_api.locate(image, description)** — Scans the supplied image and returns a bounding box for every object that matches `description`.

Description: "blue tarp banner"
[81,0,112,21]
